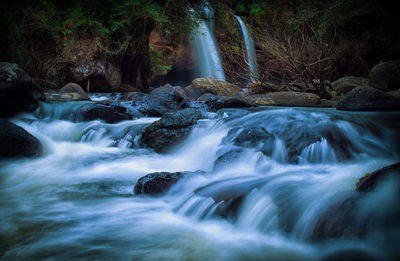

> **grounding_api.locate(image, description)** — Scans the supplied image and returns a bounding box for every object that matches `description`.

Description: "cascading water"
[1,98,400,260]
[191,7,226,81]
[235,15,259,82]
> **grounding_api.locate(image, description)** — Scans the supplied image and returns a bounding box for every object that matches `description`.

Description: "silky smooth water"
[235,16,259,82]
[191,8,226,81]
[1,101,399,261]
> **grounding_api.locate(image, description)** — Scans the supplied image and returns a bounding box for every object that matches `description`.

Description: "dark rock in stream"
[224,126,276,156]
[0,119,43,158]
[134,171,204,195]
[130,86,191,116]
[0,62,45,118]
[77,103,131,123]
[141,108,204,153]
[355,162,400,192]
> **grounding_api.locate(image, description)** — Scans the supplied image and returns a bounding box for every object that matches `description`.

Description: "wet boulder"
[141,108,204,153]
[161,107,203,128]
[356,162,400,192]
[197,94,254,111]
[134,172,183,195]
[221,126,276,157]
[0,62,45,118]
[332,76,369,95]
[232,127,274,148]
[131,86,191,116]
[369,60,400,92]
[134,171,204,195]
[185,78,243,100]
[77,103,131,123]
[337,86,400,111]
[0,120,42,158]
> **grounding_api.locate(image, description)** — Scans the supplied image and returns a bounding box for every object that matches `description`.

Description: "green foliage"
[0,0,202,80]
[150,47,172,72]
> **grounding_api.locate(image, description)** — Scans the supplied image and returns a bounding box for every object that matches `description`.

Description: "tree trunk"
[121,17,156,91]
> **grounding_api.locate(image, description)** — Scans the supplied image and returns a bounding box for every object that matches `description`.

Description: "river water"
[1,99,399,260]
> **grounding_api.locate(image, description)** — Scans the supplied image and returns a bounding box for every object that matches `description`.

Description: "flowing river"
[1,98,399,260]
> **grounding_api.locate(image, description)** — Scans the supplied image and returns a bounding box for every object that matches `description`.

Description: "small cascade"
[235,15,259,82]
[191,7,226,81]
[298,138,337,164]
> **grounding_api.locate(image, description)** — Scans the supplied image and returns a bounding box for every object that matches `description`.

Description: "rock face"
[61,39,121,92]
[369,60,400,92]
[337,86,400,111]
[356,162,400,192]
[77,103,131,123]
[134,172,183,195]
[332,76,369,95]
[141,108,203,153]
[45,83,91,101]
[0,62,45,118]
[0,120,42,158]
[131,86,191,116]
[185,78,243,100]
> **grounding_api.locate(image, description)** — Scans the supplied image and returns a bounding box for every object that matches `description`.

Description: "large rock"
[356,162,400,192]
[266,92,321,107]
[0,62,45,117]
[185,78,243,100]
[0,120,42,158]
[76,103,131,123]
[61,39,121,92]
[45,83,91,101]
[141,108,203,153]
[332,76,369,95]
[131,86,191,116]
[369,60,400,92]
[337,86,400,111]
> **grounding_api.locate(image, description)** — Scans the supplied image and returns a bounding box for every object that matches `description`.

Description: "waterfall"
[235,15,259,82]
[191,7,226,81]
